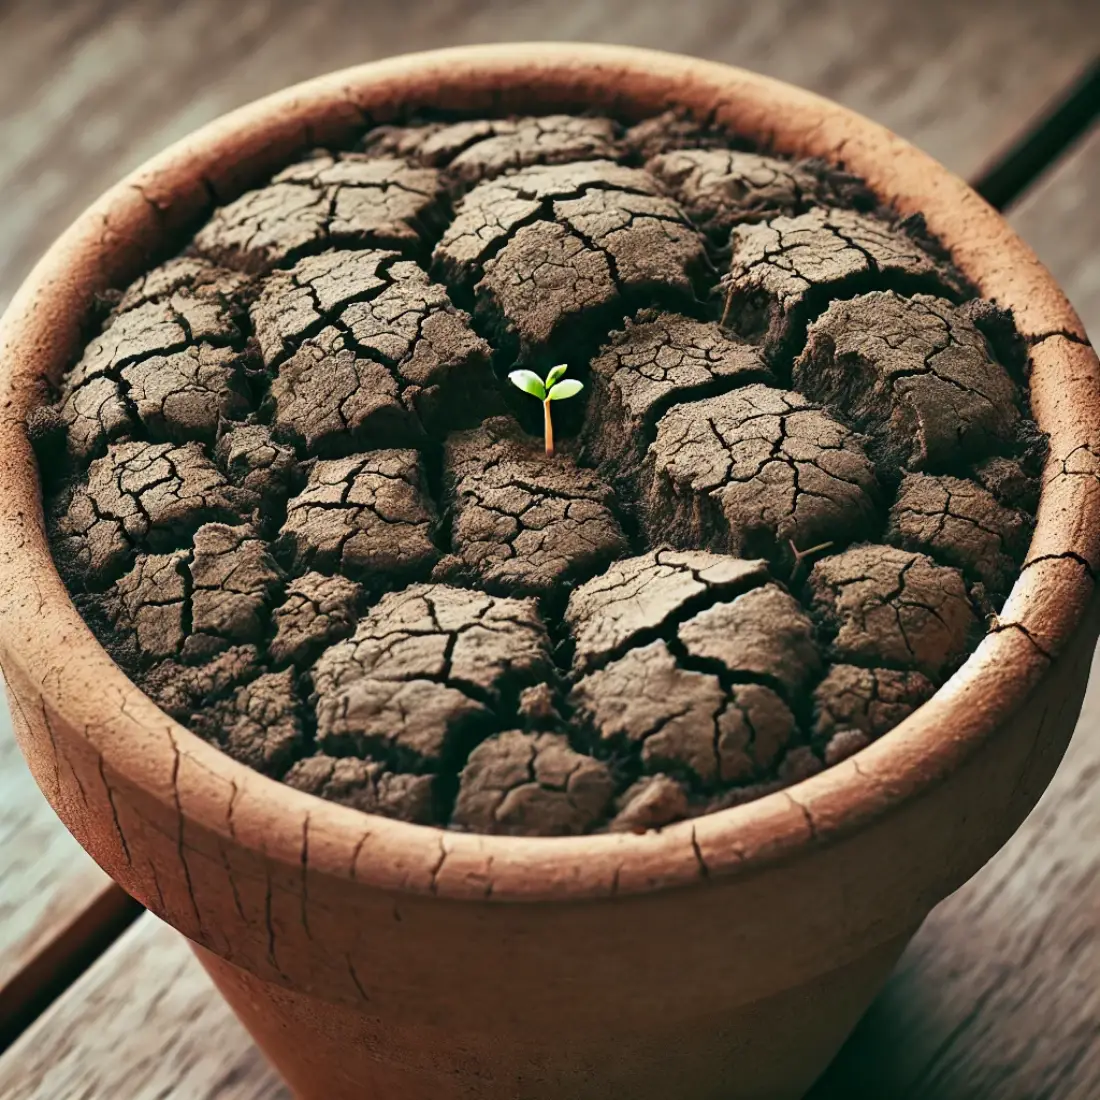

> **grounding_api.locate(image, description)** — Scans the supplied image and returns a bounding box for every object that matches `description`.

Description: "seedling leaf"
[547,379,584,401]
[509,370,546,400]
[545,363,568,388]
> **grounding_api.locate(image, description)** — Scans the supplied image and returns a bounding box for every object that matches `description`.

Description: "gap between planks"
[973,56,1100,212]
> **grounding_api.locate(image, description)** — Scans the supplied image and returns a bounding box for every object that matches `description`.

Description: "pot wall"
[5,598,1095,1098]
[197,934,913,1100]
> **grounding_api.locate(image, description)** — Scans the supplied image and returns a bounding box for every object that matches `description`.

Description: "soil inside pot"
[34,108,1043,837]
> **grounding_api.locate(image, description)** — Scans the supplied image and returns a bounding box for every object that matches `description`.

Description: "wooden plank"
[1,0,1096,311]
[0,914,289,1100]
[0,683,139,1047]
[1009,126,1100,341]
[972,58,1100,210]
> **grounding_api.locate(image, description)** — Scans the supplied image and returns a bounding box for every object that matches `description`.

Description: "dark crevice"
[973,57,1100,212]
[665,632,800,711]
[1026,328,1093,349]
[567,567,770,676]
[1023,549,1097,581]
[0,886,144,1056]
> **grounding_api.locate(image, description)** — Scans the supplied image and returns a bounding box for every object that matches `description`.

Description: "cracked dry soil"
[36,109,1042,836]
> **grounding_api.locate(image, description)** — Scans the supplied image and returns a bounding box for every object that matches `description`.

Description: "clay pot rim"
[0,43,1095,903]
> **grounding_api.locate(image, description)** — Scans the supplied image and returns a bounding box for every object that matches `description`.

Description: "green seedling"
[508,364,584,458]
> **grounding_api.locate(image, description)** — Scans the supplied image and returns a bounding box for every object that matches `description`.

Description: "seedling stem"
[508,365,584,458]
[544,397,555,457]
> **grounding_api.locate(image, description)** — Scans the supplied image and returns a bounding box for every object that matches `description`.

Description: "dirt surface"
[51,440,255,586]
[214,424,298,519]
[276,449,439,585]
[59,260,251,461]
[433,159,709,365]
[641,383,881,569]
[284,754,437,824]
[807,545,981,681]
[311,583,555,769]
[451,730,615,835]
[886,473,1031,596]
[793,291,1022,474]
[581,310,769,481]
[564,549,770,673]
[610,774,691,832]
[138,644,262,721]
[190,668,305,777]
[192,154,445,272]
[646,149,874,244]
[251,248,494,454]
[364,115,622,192]
[433,416,628,601]
[812,664,936,744]
[722,208,964,364]
[268,571,363,667]
[41,112,1038,835]
[570,638,799,790]
[110,522,284,663]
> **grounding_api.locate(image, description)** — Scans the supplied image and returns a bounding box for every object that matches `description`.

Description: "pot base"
[196,933,911,1100]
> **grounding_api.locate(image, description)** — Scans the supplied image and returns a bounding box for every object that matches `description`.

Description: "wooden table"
[1,2,1098,1095]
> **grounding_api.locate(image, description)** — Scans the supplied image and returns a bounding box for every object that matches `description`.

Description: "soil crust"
[793,291,1021,476]
[432,416,628,601]
[40,111,1038,836]
[722,209,964,365]
[432,159,709,366]
[640,383,881,569]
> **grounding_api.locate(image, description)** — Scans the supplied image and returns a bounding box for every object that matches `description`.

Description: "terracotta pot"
[1,44,1097,1100]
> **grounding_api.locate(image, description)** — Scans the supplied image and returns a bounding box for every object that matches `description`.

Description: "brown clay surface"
[722,208,964,364]
[451,730,615,835]
[807,545,980,682]
[433,159,709,365]
[311,583,555,773]
[275,449,439,585]
[192,154,445,272]
[252,248,494,454]
[793,291,1022,475]
[59,259,251,462]
[640,383,881,568]
[580,310,768,480]
[433,416,628,600]
[50,440,255,586]
[647,148,874,244]
[886,473,1031,597]
[365,114,622,191]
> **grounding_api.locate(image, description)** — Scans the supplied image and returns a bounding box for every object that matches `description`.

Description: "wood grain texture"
[0,915,289,1100]
[1010,126,1100,341]
[1,0,1097,310]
